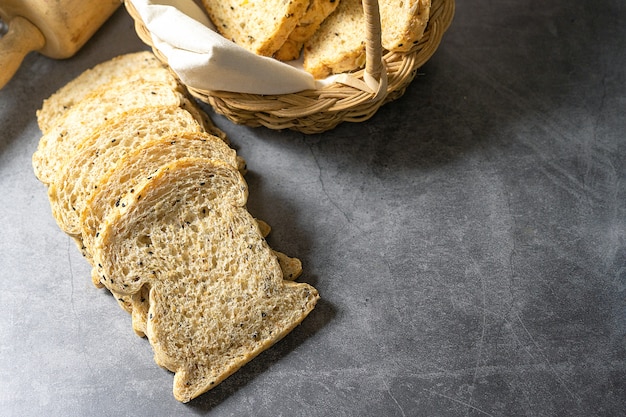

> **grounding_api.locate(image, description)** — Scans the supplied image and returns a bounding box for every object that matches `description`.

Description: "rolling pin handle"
[0,16,46,89]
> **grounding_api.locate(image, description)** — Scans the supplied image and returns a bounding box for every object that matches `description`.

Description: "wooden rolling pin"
[0,0,121,89]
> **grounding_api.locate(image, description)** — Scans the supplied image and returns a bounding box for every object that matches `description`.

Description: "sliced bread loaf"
[274,0,341,61]
[93,157,319,402]
[32,69,188,186]
[36,51,164,133]
[200,0,311,56]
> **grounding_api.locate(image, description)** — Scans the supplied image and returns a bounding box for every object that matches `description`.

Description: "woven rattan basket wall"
[125,0,455,133]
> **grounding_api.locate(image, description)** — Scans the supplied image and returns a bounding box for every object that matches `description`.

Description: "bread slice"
[93,157,319,402]
[200,0,311,56]
[274,0,340,61]
[47,105,207,240]
[32,69,189,186]
[303,0,431,78]
[81,131,239,277]
[380,0,431,52]
[36,51,165,133]
[302,0,366,79]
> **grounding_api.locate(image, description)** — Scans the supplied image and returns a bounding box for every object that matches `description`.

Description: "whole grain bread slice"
[32,69,189,186]
[124,220,303,338]
[93,157,319,402]
[200,0,311,56]
[36,51,165,133]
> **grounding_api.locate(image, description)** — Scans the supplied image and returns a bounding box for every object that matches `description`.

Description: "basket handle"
[363,0,383,80]
[362,0,387,99]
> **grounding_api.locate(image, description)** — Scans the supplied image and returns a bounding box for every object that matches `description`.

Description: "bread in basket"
[124,0,455,133]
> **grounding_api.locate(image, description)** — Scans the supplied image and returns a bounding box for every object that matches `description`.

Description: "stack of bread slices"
[200,0,431,79]
[33,51,319,403]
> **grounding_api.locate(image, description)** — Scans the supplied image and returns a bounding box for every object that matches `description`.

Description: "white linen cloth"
[129,0,387,96]
[128,0,322,94]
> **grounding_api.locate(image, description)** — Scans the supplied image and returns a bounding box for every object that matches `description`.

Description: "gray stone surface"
[1,1,625,416]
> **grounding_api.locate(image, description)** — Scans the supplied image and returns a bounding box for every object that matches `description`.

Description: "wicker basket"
[125,0,455,133]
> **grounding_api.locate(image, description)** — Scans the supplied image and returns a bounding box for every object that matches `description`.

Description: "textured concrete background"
[1,1,625,416]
